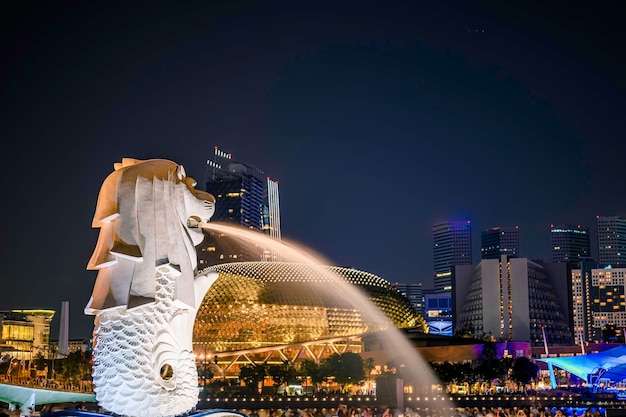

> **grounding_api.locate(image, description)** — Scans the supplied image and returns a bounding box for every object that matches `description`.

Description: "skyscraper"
[481,226,520,259]
[572,265,626,343]
[550,224,591,267]
[571,258,602,344]
[597,216,626,268]
[198,147,281,267]
[432,220,472,292]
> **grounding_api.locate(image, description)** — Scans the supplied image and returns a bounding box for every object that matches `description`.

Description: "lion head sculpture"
[85,158,219,417]
[86,158,215,312]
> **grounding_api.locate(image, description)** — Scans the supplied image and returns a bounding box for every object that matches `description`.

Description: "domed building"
[193,262,427,374]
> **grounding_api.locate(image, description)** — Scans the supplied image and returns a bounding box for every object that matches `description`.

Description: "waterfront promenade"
[3,377,626,417]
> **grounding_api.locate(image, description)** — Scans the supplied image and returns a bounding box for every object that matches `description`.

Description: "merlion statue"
[85,158,218,417]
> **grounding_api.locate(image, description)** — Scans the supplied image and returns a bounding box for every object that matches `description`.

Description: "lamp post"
[196,350,205,408]
[49,345,57,381]
[201,352,207,406]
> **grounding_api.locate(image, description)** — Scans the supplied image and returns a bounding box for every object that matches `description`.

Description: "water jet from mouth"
[197,222,452,410]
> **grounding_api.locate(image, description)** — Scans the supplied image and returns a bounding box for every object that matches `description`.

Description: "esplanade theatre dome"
[194,262,427,352]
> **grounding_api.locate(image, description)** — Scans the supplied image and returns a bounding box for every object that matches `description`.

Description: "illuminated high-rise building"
[572,265,626,343]
[481,226,520,259]
[432,220,472,292]
[550,224,591,267]
[198,147,281,267]
[597,216,626,268]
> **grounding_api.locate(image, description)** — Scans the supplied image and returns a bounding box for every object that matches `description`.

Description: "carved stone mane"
[85,158,215,313]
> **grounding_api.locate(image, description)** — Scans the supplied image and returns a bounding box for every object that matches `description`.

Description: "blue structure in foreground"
[537,345,626,391]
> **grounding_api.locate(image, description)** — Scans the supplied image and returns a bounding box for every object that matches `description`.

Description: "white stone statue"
[85,158,218,417]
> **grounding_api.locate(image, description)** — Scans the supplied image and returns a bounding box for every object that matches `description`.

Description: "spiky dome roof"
[194,262,427,352]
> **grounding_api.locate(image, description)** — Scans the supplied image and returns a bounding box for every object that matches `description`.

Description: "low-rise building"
[0,310,54,360]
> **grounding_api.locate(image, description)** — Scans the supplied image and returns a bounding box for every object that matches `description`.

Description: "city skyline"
[1,1,624,338]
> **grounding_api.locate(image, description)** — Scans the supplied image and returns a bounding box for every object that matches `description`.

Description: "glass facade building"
[597,216,626,268]
[432,220,472,292]
[550,224,591,267]
[199,147,281,266]
[481,226,520,259]
[393,282,424,317]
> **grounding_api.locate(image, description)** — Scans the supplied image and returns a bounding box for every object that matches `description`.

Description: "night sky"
[1,1,624,338]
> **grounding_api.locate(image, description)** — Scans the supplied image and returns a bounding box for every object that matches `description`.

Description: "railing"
[0,375,94,393]
[198,393,626,411]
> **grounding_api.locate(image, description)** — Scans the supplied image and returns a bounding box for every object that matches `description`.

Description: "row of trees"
[0,350,92,386]
[430,354,540,393]
[3,344,542,396]
[233,352,370,394]
[209,344,540,396]
[431,341,539,391]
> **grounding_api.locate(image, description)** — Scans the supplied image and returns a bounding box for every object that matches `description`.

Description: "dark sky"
[1,1,624,338]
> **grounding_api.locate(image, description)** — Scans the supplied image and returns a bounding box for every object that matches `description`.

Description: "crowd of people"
[0,402,611,417]
[451,406,605,417]
[238,404,607,417]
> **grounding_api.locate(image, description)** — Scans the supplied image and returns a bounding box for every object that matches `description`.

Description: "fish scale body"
[92,265,198,417]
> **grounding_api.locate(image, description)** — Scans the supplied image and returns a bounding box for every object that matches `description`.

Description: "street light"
[49,345,57,380]
[201,353,208,405]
